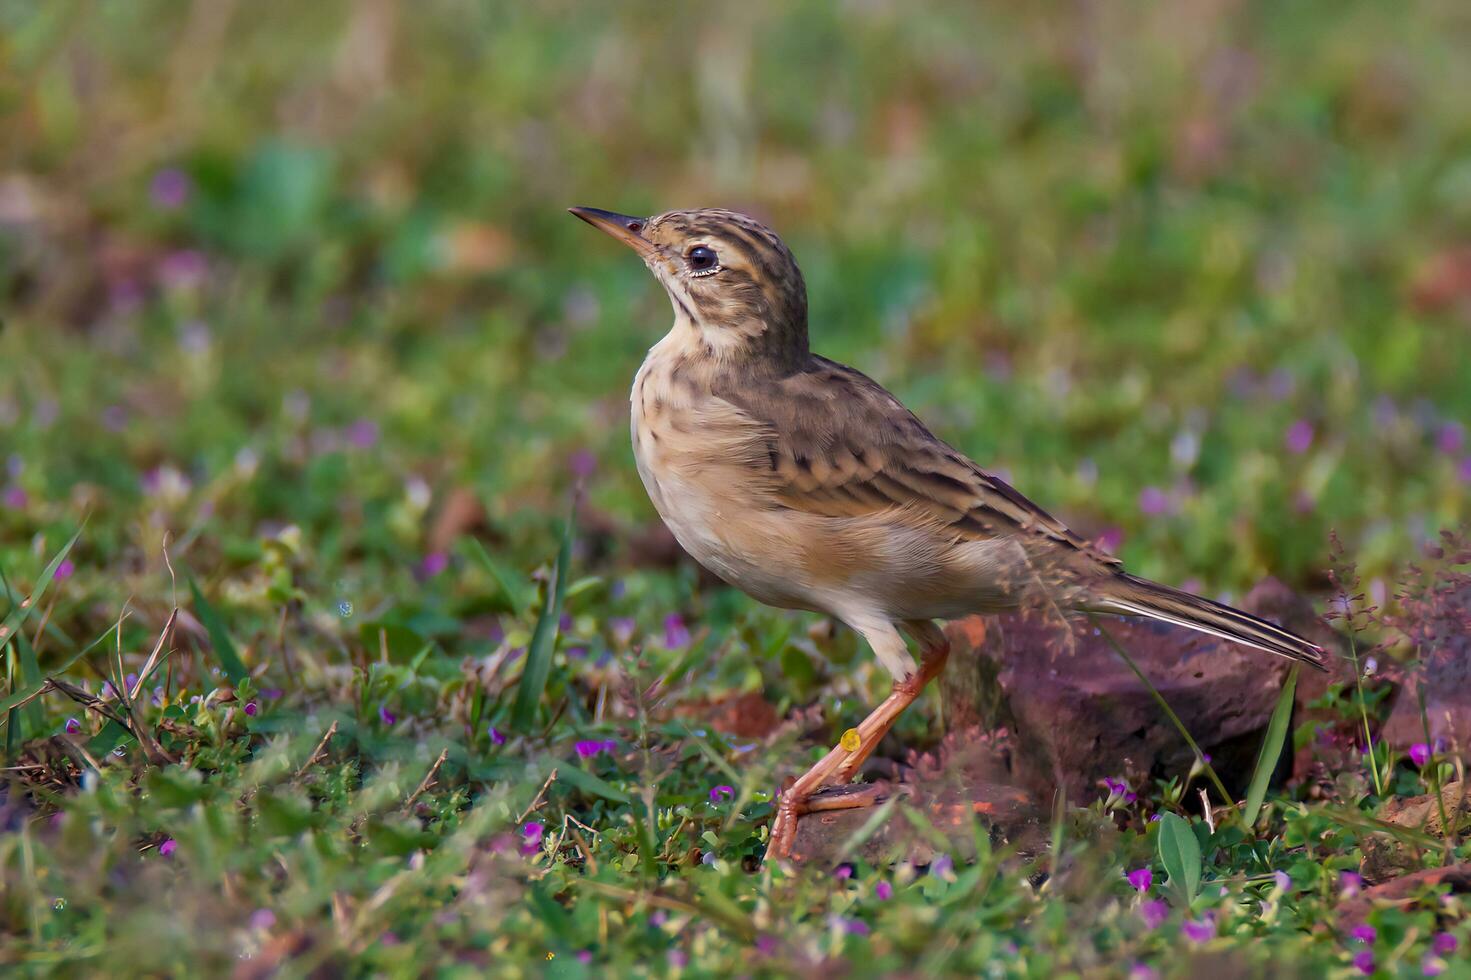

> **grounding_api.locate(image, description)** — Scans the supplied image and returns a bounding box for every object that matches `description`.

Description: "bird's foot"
[765,782,891,863]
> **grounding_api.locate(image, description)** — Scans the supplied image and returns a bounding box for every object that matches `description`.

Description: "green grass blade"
[1242,664,1299,829]
[1157,811,1202,905]
[0,525,84,642]
[510,516,574,732]
[188,578,249,685]
[463,538,530,617]
[14,631,44,735]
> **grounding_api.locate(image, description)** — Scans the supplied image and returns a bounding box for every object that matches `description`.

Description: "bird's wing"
[712,356,1119,565]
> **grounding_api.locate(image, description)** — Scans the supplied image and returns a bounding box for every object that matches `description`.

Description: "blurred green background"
[4,3,1471,973]
[4,0,1471,599]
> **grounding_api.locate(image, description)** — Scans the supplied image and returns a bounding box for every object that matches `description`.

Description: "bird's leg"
[832,626,950,784]
[766,624,950,861]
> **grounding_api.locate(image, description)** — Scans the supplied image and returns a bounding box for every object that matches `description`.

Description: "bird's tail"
[1088,573,1329,671]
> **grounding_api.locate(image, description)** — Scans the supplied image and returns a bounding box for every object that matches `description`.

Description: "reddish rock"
[788,727,1043,865]
[939,582,1337,802]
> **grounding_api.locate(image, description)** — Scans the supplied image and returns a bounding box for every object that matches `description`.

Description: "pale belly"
[631,434,820,611]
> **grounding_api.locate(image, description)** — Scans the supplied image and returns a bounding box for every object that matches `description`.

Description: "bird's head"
[569,206,808,365]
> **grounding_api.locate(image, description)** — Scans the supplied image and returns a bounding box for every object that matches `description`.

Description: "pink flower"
[249,908,276,930]
[54,559,75,580]
[1180,918,1215,943]
[1409,743,1431,767]
[1431,933,1457,956]
[1459,457,1471,484]
[1127,868,1153,893]
[1285,419,1314,454]
[2,486,26,509]
[1340,871,1364,897]
[158,838,177,858]
[568,450,597,479]
[150,168,192,209]
[663,613,691,649]
[1422,953,1446,976]
[1139,900,1169,930]
[419,552,448,579]
[347,419,380,449]
[874,880,893,900]
[1138,486,1170,516]
[1436,422,1465,455]
[1350,923,1376,944]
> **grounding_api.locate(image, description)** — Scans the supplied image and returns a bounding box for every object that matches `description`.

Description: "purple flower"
[156,249,208,290]
[2,486,27,509]
[54,559,75,580]
[419,552,448,579]
[1273,870,1292,891]
[1095,526,1124,553]
[609,617,636,645]
[1285,419,1314,454]
[243,701,258,717]
[249,908,276,930]
[1423,953,1446,977]
[488,726,506,746]
[1128,966,1160,980]
[574,740,607,759]
[667,949,688,968]
[834,865,853,880]
[843,918,870,936]
[1409,743,1431,767]
[755,935,777,955]
[1340,871,1364,897]
[158,838,177,858]
[378,704,396,726]
[577,951,593,964]
[568,450,597,479]
[1351,924,1377,944]
[1139,900,1170,930]
[64,717,81,735]
[1127,868,1153,893]
[1104,777,1129,795]
[1431,933,1457,956]
[1459,457,1471,484]
[1435,422,1465,456]
[709,784,735,803]
[522,822,544,842]
[1181,918,1215,943]
[1137,486,1170,516]
[874,880,893,900]
[930,853,954,878]
[347,419,379,449]
[1352,950,1374,975]
[663,613,691,649]
[150,167,192,209]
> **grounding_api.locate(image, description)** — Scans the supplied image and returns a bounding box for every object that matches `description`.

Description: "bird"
[569,205,1328,860]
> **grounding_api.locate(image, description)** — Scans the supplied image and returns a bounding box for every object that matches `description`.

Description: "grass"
[2,1,1470,975]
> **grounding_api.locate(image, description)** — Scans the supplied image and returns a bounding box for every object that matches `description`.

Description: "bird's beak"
[567,206,655,257]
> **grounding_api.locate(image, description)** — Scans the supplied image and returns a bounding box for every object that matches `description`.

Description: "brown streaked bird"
[569,205,1328,860]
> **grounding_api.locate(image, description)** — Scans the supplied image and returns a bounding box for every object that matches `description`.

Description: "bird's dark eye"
[687,245,719,274]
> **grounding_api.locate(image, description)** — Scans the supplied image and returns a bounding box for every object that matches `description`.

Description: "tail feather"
[1091,574,1329,671]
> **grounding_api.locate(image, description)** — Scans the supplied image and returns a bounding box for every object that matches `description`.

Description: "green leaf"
[188,578,248,685]
[510,515,574,731]
[1243,664,1299,828]
[556,763,630,804]
[1157,811,1202,905]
